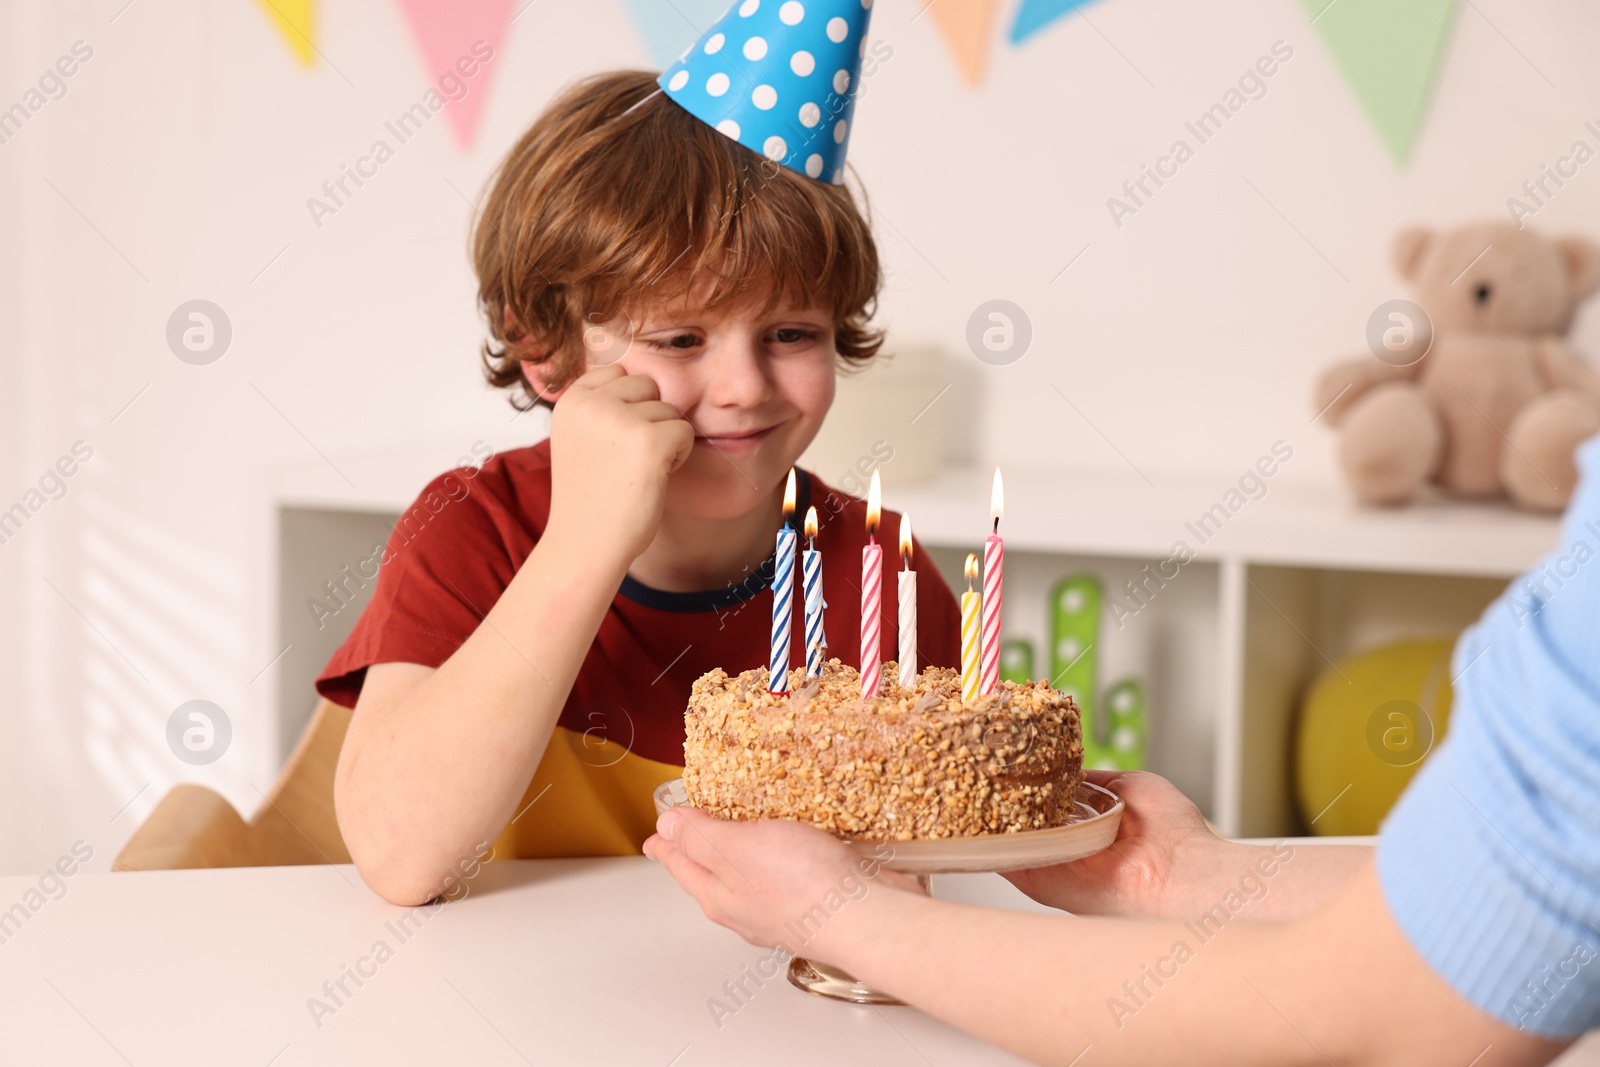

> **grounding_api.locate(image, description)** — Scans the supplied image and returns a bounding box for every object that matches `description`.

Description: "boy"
[317,49,963,904]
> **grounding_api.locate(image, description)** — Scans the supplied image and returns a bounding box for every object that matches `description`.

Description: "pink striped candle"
[860,469,883,699]
[980,468,1004,695]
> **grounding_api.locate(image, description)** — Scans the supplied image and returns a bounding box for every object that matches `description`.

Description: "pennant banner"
[925,0,1000,87]
[392,0,516,150]
[255,0,317,67]
[1009,0,1104,47]
[623,0,732,69]
[1301,0,1460,166]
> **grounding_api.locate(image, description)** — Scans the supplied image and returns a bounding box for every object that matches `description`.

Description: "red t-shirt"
[316,438,963,857]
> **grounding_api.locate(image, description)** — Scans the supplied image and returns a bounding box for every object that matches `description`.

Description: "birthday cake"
[682,658,1083,840]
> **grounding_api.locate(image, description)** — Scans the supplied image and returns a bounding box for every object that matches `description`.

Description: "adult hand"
[1004,769,1224,920]
[546,363,695,562]
[644,809,923,958]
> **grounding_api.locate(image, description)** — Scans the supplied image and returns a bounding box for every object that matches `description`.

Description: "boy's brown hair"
[473,69,885,411]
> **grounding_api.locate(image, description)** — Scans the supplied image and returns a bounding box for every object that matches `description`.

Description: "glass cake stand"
[652,777,1123,1005]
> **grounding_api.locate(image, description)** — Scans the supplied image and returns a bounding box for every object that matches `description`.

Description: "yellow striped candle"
[961,553,981,702]
[980,469,1004,695]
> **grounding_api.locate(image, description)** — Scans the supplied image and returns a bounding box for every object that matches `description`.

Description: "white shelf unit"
[269,442,1561,837]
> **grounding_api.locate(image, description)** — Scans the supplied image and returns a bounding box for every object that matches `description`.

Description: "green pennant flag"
[1302,0,1460,166]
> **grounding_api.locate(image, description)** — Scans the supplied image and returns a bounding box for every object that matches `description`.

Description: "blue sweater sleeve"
[1377,432,1600,1039]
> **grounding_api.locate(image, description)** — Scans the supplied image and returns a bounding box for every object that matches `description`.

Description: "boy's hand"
[1004,769,1224,920]
[546,364,695,563]
[644,809,924,957]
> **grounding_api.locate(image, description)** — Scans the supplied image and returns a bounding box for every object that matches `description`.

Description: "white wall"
[1,0,25,869]
[3,0,1599,873]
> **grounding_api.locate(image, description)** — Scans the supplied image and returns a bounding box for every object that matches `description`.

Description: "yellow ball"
[1293,638,1455,836]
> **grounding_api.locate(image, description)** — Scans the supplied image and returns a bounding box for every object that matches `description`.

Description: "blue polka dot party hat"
[658,0,876,185]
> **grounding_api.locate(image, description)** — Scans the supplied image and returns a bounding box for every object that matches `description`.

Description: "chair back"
[114,698,355,871]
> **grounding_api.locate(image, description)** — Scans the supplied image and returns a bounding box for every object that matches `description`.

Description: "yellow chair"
[113,691,684,872]
[113,699,354,871]
[116,697,1206,869]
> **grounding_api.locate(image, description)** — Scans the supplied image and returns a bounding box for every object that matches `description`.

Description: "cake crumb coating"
[683,658,1084,841]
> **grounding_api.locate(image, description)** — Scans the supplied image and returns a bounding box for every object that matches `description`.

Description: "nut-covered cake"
[682,658,1084,840]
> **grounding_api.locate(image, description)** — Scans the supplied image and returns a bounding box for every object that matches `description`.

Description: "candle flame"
[899,513,913,568]
[804,505,818,542]
[990,468,1004,527]
[866,468,881,537]
[783,468,797,520]
[964,552,979,588]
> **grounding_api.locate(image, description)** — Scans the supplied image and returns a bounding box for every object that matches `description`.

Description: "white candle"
[803,506,824,678]
[898,513,916,688]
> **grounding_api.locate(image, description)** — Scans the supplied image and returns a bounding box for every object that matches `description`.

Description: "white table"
[0,858,1057,1066]
[2,858,1596,1066]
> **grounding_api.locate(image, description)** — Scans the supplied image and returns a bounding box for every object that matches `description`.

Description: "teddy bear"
[1314,223,1600,512]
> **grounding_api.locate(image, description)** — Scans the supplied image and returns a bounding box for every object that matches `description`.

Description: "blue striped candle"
[803,506,824,678]
[769,470,798,694]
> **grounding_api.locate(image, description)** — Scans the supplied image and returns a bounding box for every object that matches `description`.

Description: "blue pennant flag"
[623,0,733,68]
[1010,0,1104,46]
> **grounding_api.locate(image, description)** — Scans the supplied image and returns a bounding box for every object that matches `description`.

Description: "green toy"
[1100,678,1148,771]
[1000,638,1034,684]
[1049,575,1105,765]
[1048,574,1148,771]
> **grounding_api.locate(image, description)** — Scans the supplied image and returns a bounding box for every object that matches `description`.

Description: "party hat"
[658,0,876,185]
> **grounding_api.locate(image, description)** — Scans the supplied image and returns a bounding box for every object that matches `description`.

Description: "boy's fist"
[546,364,695,562]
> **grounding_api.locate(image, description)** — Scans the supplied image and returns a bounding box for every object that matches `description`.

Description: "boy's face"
[531,279,838,521]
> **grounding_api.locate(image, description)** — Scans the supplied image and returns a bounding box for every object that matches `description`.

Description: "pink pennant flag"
[391,0,515,150]
[925,0,1000,87]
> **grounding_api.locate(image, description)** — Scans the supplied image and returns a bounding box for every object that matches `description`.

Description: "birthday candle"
[897,513,916,689]
[980,468,1005,696]
[803,506,824,679]
[769,469,798,695]
[860,469,883,700]
[961,553,981,702]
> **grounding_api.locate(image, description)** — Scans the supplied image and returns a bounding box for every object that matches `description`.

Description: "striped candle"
[980,468,1005,695]
[860,469,883,700]
[769,469,798,695]
[803,506,824,678]
[897,513,916,689]
[961,553,981,702]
